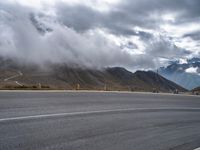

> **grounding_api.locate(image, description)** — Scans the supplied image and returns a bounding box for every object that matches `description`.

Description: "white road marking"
[194,148,200,150]
[0,107,200,123]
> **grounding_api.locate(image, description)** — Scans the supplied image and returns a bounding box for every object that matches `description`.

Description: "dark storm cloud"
[56,4,102,32]
[56,0,200,35]
[54,0,200,63]
[0,0,199,70]
[120,0,200,22]
[183,31,200,40]
[147,36,191,58]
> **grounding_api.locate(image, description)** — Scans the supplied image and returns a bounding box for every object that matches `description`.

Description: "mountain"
[133,71,186,92]
[193,87,200,91]
[0,59,187,92]
[159,58,200,90]
[192,86,200,95]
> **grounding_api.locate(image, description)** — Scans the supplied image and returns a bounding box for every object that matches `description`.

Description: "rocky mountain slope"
[0,59,187,92]
[159,58,200,90]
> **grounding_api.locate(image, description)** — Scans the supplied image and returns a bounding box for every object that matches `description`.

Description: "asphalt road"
[0,91,200,150]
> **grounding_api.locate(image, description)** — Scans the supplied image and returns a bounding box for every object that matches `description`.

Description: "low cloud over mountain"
[0,0,200,70]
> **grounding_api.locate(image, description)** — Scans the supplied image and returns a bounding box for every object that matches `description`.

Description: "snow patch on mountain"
[185,67,199,75]
[178,58,188,64]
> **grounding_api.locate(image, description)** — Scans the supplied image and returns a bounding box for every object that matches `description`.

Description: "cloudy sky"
[0,0,200,70]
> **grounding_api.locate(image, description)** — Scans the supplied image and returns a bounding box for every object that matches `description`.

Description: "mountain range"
[0,57,186,92]
[159,58,200,90]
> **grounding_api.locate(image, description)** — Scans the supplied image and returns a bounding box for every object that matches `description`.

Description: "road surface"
[0,91,200,150]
